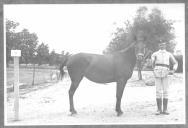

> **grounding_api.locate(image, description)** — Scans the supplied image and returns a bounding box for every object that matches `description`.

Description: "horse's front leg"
[116,79,127,116]
[69,82,79,115]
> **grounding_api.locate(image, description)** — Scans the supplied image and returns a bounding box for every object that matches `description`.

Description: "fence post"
[11,50,21,121]
[32,63,35,85]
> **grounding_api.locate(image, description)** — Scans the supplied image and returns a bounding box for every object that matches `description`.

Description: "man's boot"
[163,98,169,115]
[156,98,162,115]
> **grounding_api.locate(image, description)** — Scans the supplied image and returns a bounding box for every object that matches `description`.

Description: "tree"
[36,43,49,65]
[6,19,19,66]
[147,8,175,52]
[48,50,71,68]
[103,20,131,54]
[6,19,39,66]
[16,29,38,64]
[104,6,175,80]
[134,7,175,80]
[49,50,59,66]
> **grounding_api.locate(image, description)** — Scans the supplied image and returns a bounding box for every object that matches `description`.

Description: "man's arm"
[151,52,156,69]
[170,54,178,72]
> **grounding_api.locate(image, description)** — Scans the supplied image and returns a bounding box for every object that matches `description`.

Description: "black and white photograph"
[4,3,185,125]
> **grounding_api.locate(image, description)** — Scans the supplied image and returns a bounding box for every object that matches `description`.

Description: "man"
[151,41,178,115]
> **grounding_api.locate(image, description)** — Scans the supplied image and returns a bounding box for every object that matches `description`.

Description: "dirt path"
[5,71,185,125]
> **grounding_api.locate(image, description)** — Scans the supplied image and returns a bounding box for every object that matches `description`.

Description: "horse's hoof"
[117,111,123,117]
[70,110,77,116]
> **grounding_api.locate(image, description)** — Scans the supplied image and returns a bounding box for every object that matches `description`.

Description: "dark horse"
[60,41,146,116]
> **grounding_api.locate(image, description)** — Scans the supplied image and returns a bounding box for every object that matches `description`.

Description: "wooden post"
[11,50,21,121]
[32,52,37,86]
[32,63,35,85]
[14,57,19,120]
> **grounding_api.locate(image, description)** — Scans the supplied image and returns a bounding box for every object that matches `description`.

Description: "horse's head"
[119,30,146,61]
[135,41,146,61]
[134,30,146,61]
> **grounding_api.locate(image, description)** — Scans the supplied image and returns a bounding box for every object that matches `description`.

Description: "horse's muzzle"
[136,53,144,61]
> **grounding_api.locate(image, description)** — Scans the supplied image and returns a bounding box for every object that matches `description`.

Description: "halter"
[120,42,137,53]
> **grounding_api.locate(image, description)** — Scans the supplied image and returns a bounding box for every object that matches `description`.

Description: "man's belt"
[155,64,169,68]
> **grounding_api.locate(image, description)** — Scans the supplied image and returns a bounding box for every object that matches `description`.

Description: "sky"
[4,4,185,55]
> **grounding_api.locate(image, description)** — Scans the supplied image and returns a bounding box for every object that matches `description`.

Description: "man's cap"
[158,40,166,46]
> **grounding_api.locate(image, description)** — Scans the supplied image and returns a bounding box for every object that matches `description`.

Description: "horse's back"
[67,52,113,67]
[66,53,116,83]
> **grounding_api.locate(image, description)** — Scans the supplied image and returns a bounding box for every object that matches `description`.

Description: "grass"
[6,65,59,87]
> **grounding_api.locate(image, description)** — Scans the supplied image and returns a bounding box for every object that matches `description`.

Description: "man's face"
[159,43,166,50]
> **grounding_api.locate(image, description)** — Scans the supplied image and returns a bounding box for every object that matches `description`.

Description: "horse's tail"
[59,55,69,80]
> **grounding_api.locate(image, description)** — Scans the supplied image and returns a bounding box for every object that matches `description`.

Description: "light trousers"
[155,77,169,99]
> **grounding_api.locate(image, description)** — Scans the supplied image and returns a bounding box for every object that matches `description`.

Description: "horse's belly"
[84,67,115,83]
[85,75,115,83]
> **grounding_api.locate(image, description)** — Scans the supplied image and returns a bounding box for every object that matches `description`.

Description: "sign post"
[11,50,21,121]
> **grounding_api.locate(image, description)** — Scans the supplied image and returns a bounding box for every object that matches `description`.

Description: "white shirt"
[151,49,178,70]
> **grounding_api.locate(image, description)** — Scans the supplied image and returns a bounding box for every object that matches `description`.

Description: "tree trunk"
[138,69,142,80]
[137,59,143,80]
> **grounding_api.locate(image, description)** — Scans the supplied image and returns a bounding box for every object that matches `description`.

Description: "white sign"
[11,50,21,57]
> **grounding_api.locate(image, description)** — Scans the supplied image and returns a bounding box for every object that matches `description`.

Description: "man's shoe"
[163,98,169,115]
[162,110,170,115]
[155,110,162,115]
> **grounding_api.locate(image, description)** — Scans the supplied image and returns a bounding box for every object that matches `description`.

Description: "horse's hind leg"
[116,79,127,116]
[69,76,83,115]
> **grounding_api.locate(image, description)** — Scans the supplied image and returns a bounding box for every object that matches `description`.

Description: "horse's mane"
[119,41,136,53]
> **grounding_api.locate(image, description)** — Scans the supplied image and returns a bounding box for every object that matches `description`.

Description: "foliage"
[36,43,50,65]
[6,19,68,67]
[6,19,19,65]
[49,50,58,66]
[103,6,176,80]
[103,20,131,54]
[171,55,183,73]
[49,50,70,67]
[6,20,38,65]
[15,29,38,64]
[104,6,176,54]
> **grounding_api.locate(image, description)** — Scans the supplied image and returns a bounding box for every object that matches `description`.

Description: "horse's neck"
[122,47,137,67]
